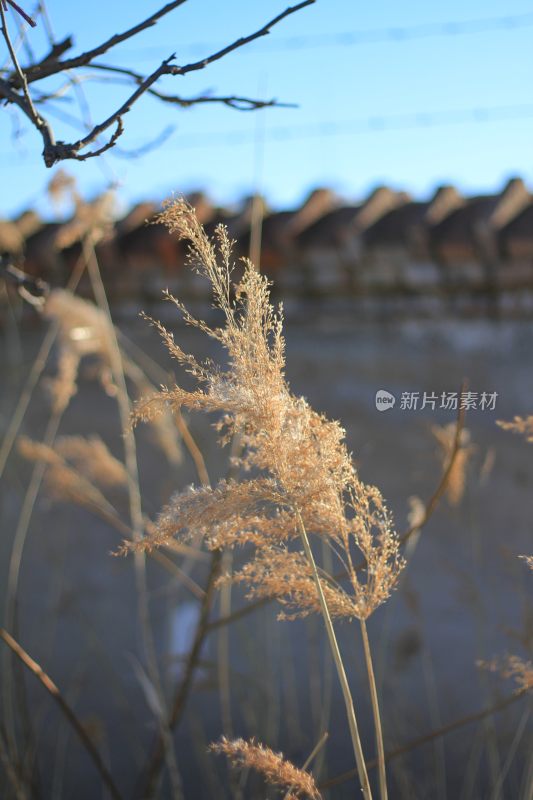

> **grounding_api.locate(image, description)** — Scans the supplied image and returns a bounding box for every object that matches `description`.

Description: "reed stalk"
[295,510,372,800]
[360,618,387,800]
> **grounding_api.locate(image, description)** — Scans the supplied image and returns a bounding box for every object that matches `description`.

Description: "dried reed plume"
[47,170,115,248]
[18,435,126,514]
[51,435,127,488]
[432,423,474,506]
[44,289,114,412]
[127,198,405,799]
[497,415,533,443]
[43,289,182,465]
[210,737,322,799]
[478,655,533,695]
[130,199,404,623]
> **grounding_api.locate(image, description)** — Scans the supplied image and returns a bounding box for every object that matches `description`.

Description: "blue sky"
[1,0,533,217]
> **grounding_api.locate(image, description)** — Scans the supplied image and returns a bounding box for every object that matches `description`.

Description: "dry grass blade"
[3,402,65,771]
[431,419,474,507]
[0,629,123,800]
[149,550,206,600]
[295,513,372,798]
[320,689,528,791]
[360,618,387,800]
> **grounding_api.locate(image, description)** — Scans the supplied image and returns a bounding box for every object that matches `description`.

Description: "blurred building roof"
[297,186,407,249]
[9,177,533,289]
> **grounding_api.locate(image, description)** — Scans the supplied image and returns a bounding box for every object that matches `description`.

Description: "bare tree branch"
[39,36,73,64]
[88,63,294,110]
[0,3,50,134]
[4,1,36,29]
[112,124,176,159]
[0,0,315,165]
[171,0,315,76]
[0,5,58,157]
[0,74,57,152]
[20,0,188,84]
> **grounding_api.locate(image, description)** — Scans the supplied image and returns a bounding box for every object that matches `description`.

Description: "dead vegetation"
[0,197,531,799]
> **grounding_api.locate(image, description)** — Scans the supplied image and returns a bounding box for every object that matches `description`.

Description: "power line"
[119,12,533,60]
[2,103,532,166]
[168,103,533,149]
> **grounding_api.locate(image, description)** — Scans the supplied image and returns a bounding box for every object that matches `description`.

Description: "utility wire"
[119,12,533,60]
[166,103,533,149]
[2,102,532,165]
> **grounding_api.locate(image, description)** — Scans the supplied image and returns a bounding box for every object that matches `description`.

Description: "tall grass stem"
[360,618,387,800]
[296,510,372,800]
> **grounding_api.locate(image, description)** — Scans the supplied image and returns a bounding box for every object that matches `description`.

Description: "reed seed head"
[129,199,405,620]
[210,737,322,799]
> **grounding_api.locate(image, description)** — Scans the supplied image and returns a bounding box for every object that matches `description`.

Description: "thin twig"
[206,596,271,632]
[150,550,206,600]
[320,689,527,791]
[39,36,73,63]
[0,2,37,115]
[172,410,210,487]
[5,1,35,28]
[0,3,56,155]
[173,1,315,77]
[0,629,123,800]
[400,389,467,546]
[22,0,188,82]
[88,63,292,110]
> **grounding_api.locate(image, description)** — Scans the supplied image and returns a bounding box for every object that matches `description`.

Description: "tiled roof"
[3,178,533,287]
